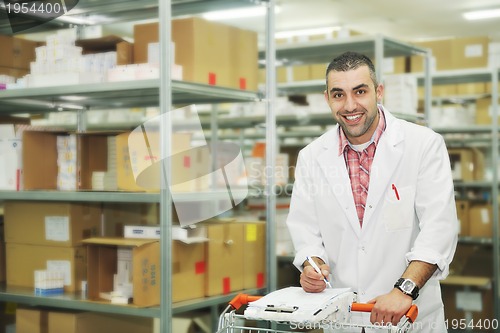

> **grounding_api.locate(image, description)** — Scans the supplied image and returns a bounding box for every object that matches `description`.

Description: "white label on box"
[480,208,490,224]
[45,216,70,241]
[465,44,483,58]
[488,105,500,118]
[383,58,395,74]
[456,291,482,312]
[47,260,71,285]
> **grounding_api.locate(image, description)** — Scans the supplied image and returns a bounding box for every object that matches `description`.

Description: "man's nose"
[344,94,357,112]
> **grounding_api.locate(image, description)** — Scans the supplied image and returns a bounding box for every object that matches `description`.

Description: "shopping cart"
[216,293,418,333]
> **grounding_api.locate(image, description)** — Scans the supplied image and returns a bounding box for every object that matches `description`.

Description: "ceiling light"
[275,27,342,39]
[60,95,87,102]
[202,6,268,20]
[463,8,500,20]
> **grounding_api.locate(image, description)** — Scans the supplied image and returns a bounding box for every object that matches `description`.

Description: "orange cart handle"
[351,303,419,323]
[229,293,263,311]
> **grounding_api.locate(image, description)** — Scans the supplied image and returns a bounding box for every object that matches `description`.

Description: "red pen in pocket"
[392,184,400,200]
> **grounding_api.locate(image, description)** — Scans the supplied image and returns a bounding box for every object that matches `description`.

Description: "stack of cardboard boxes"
[133,17,258,91]
[4,201,101,293]
[0,35,37,79]
[3,197,266,307]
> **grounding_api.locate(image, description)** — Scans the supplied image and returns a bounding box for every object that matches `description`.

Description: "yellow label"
[246,224,257,242]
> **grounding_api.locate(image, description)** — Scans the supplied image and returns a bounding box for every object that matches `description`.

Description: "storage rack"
[423,67,500,324]
[0,0,278,332]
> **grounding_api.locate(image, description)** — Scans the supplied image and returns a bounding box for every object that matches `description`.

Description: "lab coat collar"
[316,107,404,236]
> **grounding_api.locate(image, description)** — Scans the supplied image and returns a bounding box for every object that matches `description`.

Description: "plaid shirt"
[338,109,386,226]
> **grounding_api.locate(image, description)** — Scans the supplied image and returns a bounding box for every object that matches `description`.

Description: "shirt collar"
[338,106,386,156]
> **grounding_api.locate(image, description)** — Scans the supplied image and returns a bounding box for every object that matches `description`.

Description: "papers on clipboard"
[244,287,356,324]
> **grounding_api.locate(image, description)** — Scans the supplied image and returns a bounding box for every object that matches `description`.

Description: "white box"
[124,225,160,239]
[0,125,23,190]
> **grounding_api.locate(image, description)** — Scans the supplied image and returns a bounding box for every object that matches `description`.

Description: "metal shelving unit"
[0,1,276,332]
[0,0,259,34]
[0,79,259,114]
[428,67,500,330]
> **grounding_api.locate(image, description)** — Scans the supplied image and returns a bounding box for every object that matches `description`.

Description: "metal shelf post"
[491,68,499,332]
[159,0,173,332]
[265,0,277,294]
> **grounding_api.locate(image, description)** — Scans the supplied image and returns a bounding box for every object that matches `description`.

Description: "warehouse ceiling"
[7,0,500,43]
[218,0,500,42]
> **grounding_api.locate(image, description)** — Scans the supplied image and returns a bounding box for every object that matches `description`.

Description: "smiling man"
[286,52,458,332]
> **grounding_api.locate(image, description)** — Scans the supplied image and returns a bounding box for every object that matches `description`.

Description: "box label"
[480,208,490,224]
[246,225,257,242]
[45,216,70,241]
[465,44,483,58]
[456,291,482,312]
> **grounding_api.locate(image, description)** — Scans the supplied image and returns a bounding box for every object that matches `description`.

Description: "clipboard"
[244,287,356,324]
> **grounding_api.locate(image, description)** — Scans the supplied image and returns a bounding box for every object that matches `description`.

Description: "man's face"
[324,66,383,145]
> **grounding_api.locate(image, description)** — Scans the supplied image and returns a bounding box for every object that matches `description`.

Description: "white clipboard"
[244,287,356,324]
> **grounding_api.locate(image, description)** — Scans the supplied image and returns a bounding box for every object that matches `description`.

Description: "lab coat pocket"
[381,185,415,232]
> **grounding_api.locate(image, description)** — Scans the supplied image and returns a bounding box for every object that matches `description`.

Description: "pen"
[306,256,332,288]
[392,183,400,200]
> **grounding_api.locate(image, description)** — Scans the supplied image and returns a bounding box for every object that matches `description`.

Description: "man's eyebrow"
[329,83,369,94]
[329,87,343,94]
[352,83,369,90]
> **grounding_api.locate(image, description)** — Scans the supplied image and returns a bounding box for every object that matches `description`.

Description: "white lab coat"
[286,107,458,332]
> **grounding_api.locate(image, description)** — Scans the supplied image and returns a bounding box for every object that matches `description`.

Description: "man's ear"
[376,83,384,103]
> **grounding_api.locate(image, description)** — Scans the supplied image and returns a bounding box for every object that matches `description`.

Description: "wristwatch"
[394,278,419,300]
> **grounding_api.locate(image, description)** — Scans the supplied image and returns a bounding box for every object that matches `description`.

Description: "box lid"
[82,237,158,247]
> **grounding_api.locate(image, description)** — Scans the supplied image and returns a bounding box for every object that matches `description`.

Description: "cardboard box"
[0,66,29,78]
[291,65,311,81]
[0,241,6,282]
[84,237,205,305]
[242,222,266,290]
[22,131,108,190]
[172,240,206,302]
[205,222,244,296]
[16,307,49,333]
[455,200,470,236]
[475,97,500,125]
[456,83,487,95]
[468,204,492,238]
[411,36,489,71]
[448,148,484,181]
[116,131,193,191]
[174,17,232,87]
[310,63,327,80]
[229,26,258,90]
[0,35,38,70]
[102,203,159,237]
[452,36,489,69]
[17,307,153,333]
[76,35,134,65]
[48,311,153,333]
[6,243,86,292]
[84,237,159,307]
[4,201,101,247]
[411,39,454,72]
[134,18,233,87]
[441,281,493,328]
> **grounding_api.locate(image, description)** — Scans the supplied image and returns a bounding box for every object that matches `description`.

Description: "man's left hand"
[367,288,413,326]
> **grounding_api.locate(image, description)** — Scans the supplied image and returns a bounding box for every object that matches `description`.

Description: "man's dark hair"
[325,51,378,88]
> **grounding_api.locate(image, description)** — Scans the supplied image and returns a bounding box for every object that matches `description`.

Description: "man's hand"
[300,258,330,293]
[367,288,413,326]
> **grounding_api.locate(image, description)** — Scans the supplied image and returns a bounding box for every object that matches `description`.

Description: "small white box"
[124,225,160,239]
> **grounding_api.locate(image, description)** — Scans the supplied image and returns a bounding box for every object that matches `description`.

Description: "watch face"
[401,280,415,293]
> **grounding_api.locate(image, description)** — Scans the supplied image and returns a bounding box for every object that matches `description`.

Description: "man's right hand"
[300,258,331,293]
